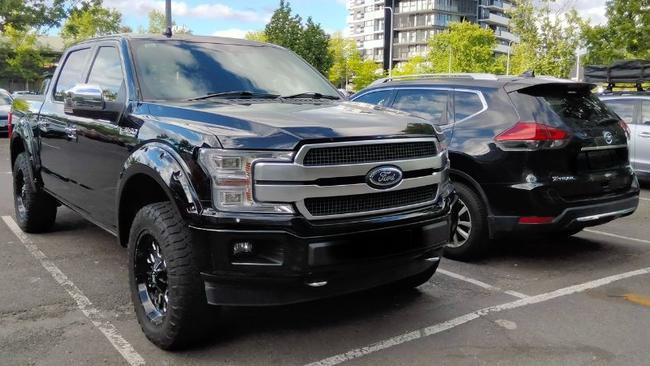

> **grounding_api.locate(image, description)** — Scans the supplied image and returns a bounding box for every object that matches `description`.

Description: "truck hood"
[144,100,436,150]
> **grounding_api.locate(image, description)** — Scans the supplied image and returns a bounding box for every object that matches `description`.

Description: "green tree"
[392,56,428,76]
[60,0,123,46]
[2,25,49,90]
[264,0,303,53]
[583,0,650,64]
[143,9,192,35]
[299,17,333,75]
[0,0,67,32]
[427,21,499,74]
[327,33,382,91]
[508,0,585,78]
[245,31,268,42]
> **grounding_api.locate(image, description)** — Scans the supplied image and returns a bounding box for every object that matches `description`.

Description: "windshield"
[130,40,340,101]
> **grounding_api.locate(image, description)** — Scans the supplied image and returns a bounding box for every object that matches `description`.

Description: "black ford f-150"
[9,35,455,349]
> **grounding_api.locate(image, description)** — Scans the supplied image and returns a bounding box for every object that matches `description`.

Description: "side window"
[353,90,391,106]
[603,99,637,124]
[642,101,650,125]
[87,46,125,102]
[391,89,448,125]
[54,48,91,101]
[454,91,484,122]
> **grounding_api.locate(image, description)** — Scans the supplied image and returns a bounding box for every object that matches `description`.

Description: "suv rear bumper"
[191,196,455,306]
[489,195,639,236]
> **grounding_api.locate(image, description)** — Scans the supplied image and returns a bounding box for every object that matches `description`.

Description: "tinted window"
[603,99,637,124]
[87,47,125,102]
[642,101,650,125]
[354,90,391,106]
[54,48,91,101]
[131,40,339,101]
[454,92,484,121]
[391,89,448,124]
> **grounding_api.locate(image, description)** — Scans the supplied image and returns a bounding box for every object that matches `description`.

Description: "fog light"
[233,241,253,256]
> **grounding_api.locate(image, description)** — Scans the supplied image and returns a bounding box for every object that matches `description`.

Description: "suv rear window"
[512,86,618,129]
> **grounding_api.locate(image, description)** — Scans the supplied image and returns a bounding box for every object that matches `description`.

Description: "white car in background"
[0,89,13,136]
[601,94,650,180]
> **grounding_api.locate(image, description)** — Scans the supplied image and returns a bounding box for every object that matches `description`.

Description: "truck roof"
[74,33,271,48]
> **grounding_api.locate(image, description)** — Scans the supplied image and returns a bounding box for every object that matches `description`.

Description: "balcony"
[494,29,518,43]
[479,13,510,27]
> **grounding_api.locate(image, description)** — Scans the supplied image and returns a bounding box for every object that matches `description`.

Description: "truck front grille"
[304,185,437,217]
[302,141,437,166]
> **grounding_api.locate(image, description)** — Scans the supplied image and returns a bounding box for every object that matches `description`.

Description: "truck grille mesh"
[302,141,436,166]
[304,185,436,217]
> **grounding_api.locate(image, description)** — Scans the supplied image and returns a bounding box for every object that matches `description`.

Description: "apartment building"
[346,0,517,69]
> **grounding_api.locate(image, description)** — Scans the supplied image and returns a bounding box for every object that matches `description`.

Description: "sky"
[101,0,608,39]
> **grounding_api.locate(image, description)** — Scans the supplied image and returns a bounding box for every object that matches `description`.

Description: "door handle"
[640,132,650,138]
[37,120,49,131]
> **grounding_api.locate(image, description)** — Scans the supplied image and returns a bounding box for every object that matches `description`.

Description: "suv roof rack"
[371,73,499,86]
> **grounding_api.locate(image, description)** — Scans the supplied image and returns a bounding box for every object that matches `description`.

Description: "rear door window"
[391,89,449,125]
[603,99,638,124]
[353,90,392,106]
[454,91,484,122]
[54,48,91,101]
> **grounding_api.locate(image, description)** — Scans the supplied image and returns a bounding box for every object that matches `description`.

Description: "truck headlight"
[198,149,295,214]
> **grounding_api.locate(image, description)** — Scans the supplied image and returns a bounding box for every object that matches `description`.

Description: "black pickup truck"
[9,35,455,349]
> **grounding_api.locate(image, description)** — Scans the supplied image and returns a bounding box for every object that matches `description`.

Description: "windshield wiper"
[187,91,280,101]
[282,92,340,100]
[595,117,620,126]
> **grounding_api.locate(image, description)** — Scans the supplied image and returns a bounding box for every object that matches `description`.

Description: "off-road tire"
[128,202,216,350]
[13,152,57,233]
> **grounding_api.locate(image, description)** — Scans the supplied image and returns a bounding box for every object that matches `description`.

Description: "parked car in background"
[0,89,12,136]
[10,35,455,349]
[11,91,37,98]
[600,93,650,180]
[353,74,640,260]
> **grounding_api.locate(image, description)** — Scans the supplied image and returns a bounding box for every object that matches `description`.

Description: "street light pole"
[384,5,394,78]
[506,40,515,75]
[163,0,172,37]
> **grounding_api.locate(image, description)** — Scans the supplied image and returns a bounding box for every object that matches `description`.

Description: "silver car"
[0,89,12,136]
[601,94,650,180]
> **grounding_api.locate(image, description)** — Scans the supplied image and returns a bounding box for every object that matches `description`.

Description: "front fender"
[118,142,203,220]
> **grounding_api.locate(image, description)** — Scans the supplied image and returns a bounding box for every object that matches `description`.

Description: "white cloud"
[104,0,269,23]
[561,0,607,25]
[212,28,252,39]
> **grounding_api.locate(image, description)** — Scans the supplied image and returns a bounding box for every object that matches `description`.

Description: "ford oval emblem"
[603,131,614,145]
[367,166,403,189]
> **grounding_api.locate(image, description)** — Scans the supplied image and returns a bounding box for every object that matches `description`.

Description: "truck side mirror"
[64,84,105,114]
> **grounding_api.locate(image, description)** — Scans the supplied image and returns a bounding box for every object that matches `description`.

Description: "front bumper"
[489,195,639,235]
[190,196,454,306]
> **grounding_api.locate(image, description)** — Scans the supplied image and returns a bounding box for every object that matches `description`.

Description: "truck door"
[64,43,131,228]
[38,47,92,204]
[638,100,650,175]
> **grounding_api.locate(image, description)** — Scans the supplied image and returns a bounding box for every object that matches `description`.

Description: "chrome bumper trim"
[576,207,636,222]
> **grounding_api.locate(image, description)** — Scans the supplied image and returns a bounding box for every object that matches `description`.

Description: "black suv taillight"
[495,121,569,151]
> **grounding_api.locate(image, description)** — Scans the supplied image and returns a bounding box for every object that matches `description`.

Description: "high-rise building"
[346,0,518,70]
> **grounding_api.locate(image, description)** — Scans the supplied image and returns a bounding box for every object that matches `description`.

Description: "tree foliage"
[1,25,50,88]
[328,33,382,91]
[60,0,122,46]
[392,56,428,76]
[508,0,585,78]
[0,0,67,32]
[427,21,499,73]
[583,0,650,65]
[245,31,268,42]
[143,9,192,35]
[263,1,333,75]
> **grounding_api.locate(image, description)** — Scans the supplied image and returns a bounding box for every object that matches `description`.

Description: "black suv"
[10,36,454,349]
[353,74,640,260]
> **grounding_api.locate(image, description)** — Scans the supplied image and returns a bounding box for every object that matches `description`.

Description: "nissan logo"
[366,166,403,189]
[603,131,614,145]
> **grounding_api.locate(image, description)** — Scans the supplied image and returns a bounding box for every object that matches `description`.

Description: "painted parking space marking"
[584,229,650,245]
[2,216,146,366]
[305,267,650,366]
[640,197,650,202]
[437,268,528,299]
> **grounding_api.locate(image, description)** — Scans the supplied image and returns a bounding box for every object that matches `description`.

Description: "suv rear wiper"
[282,92,340,100]
[187,91,280,101]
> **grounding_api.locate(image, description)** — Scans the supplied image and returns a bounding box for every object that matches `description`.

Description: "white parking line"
[640,197,650,202]
[2,216,146,366]
[437,269,528,299]
[305,266,650,366]
[584,229,650,245]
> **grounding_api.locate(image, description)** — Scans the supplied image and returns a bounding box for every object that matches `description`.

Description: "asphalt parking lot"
[1,137,650,366]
